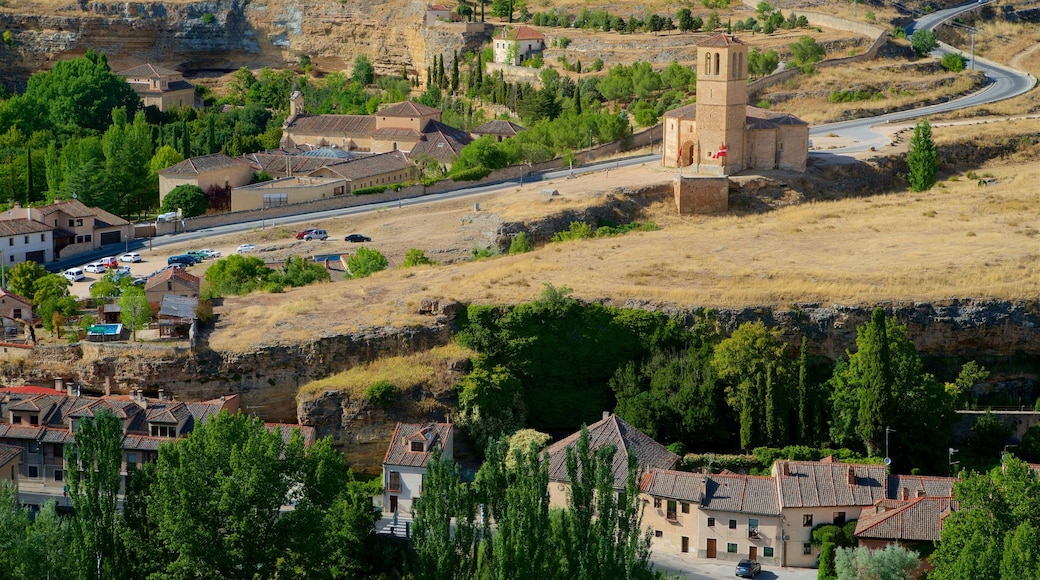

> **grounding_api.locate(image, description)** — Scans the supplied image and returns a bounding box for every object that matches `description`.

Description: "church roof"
[118,63,181,78]
[378,100,440,118]
[471,120,526,137]
[698,33,746,47]
[664,103,697,121]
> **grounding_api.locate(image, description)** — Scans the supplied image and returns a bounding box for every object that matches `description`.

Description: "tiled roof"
[854,497,956,542]
[35,199,100,218]
[146,401,190,425]
[158,153,252,176]
[889,474,956,501]
[284,114,376,137]
[371,127,423,139]
[122,435,168,451]
[145,268,200,292]
[0,218,53,237]
[383,422,452,468]
[698,33,746,47]
[0,443,21,466]
[664,105,807,129]
[246,152,361,176]
[703,474,779,516]
[321,151,413,181]
[774,460,888,508]
[640,468,704,503]
[299,147,356,159]
[159,295,199,319]
[544,414,678,490]
[410,120,473,163]
[664,103,697,121]
[118,63,181,78]
[266,422,317,447]
[378,100,440,118]
[471,120,526,137]
[508,25,545,41]
[91,206,131,228]
[0,289,32,308]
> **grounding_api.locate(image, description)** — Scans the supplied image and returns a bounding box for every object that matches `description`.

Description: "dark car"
[167,255,199,266]
[295,228,319,240]
[344,234,371,243]
[735,559,761,578]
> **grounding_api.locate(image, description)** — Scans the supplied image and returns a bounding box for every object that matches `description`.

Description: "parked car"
[63,268,85,282]
[167,255,198,267]
[99,256,119,268]
[186,250,208,261]
[344,234,371,243]
[735,559,762,578]
[304,229,328,241]
[84,262,107,274]
[120,252,142,263]
[198,249,221,258]
[132,278,147,286]
[295,228,319,240]
[237,243,257,253]
[111,266,132,281]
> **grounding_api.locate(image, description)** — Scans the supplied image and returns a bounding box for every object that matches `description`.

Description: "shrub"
[402,248,438,267]
[471,245,500,260]
[508,232,532,254]
[347,247,389,279]
[909,29,938,56]
[942,52,966,72]
[352,185,388,196]
[449,166,493,182]
[552,221,595,242]
[161,184,209,217]
[364,380,397,407]
[201,12,215,24]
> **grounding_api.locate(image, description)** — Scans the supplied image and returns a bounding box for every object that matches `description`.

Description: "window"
[727,543,738,554]
[12,308,20,320]
[729,519,737,530]
[76,219,83,226]
[707,517,715,527]
[833,511,846,526]
[22,236,27,243]
[76,236,83,244]
[27,441,39,454]
[654,530,663,538]
[803,514,813,527]
[263,193,289,209]
[150,425,176,438]
[681,502,690,514]
[28,465,39,477]
[54,470,63,482]
[388,471,401,492]
[40,234,45,242]
[653,498,662,509]
[68,219,74,227]
[803,542,812,555]
[7,238,11,246]
[764,547,774,558]
[666,500,677,521]
[410,441,424,452]
[84,234,91,242]
[748,518,760,538]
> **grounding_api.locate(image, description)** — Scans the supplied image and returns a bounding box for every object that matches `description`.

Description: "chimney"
[782,462,790,477]
[104,376,111,397]
[54,378,64,393]
[902,487,909,501]
[67,382,74,397]
[847,466,856,485]
[602,411,611,421]
[158,388,165,402]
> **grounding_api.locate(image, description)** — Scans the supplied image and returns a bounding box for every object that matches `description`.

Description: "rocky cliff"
[0,0,491,91]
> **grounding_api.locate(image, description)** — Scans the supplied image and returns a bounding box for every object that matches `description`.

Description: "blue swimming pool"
[87,324,123,336]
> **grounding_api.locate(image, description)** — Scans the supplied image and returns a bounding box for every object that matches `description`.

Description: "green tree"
[23,49,140,134]
[789,36,826,73]
[6,260,48,302]
[402,248,437,267]
[352,54,375,85]
[676,8,694,32]
[907,118,938,192]
[910,29,938,56]
[942,52,967,72]
[102,108,153,216]
[346,246,388,278]
[456,361,527,450]
[410,448,482,580]
[276,255,331,287]
[204,254,276,297]
[65,409,125,579]
[149,145,184,176]
[748,48,780,78]
[508,232,532,254]
[835,544,920,579]
[119,287,151,341]
[160,183,208,217]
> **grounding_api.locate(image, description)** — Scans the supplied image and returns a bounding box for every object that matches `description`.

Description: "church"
[662,34,809,175]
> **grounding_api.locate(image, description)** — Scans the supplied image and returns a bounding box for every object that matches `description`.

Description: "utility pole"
[970,27,976,70]
[884,427,895,468]
[948,447,959,476]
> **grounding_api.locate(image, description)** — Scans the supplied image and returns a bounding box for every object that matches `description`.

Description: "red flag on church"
[717,144,728,158]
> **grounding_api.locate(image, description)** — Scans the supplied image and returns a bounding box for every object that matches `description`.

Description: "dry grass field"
[207,116,1040,352]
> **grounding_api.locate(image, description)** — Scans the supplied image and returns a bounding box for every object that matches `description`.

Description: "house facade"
[0,289,33,341]
[382,422,453,516]
[308,151,418,191]
[0,442,20,488]
[117,64,197,112]
[0,200,132,261]
[0,219,53,266]
[158,153,256,203]
[493,26,546,65]
[662,34,808,176]
[144,268,200,305]
[158,295,198,338]
[231,176,348,212]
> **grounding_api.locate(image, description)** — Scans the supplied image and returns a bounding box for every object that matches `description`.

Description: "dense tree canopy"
[160,184,208,217]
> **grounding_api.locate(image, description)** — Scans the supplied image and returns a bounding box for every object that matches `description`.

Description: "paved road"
[809,0,1036,158]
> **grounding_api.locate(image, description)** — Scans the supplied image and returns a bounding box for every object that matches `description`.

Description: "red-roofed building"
[0,199,132,261]
[144,267,200,306]
[493,25,546,65]
[381,422,453,515]
[117,64,198,112]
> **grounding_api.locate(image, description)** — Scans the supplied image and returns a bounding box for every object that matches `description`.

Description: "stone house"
[662,34,808,176]
[470,120,526,142]
[382,422,453,516]
[544,412,678,509]
[308,151,418,191]
[0,443,20,487]
[0,382,240,509]
[0,200,131,261]
[231,176,348,212]
[493,26,546,65]
[145,268,200,306]
[0,289,32,339]
[425,4,454,25]
[117,64,198,112]
[0,218,52,266]
[158,153,256,204]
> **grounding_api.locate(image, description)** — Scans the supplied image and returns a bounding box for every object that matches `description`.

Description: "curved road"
[809,0,1036,157]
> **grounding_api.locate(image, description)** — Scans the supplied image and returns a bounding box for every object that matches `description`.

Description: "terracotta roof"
[703,473,780,516]
[745,106,809,128]
[284,114,376,137]
[0,218,53,237]
[320,151,413,181]
[888,474,956,501]
[145,268,200,292]
[383,422,453,467]
[266,422,317,447]
[410,120,473,163]
[774,460,888,508]
[544,414,678,490]
[370,127,424,139]
[145,401,190,425]
[378,100,440,118]
[159,153,252,176]
[507,25,546,41]
[0,288,32,307]
[641,468,705,503]
[471,120,526,137]
[698,33,746,47]
[35,199,96,218]
[0,442,21,466]
[90,206,130,228]
[117,63,181,78]
[854,496,957,542]
[246,152,363,176]
[663,103,697,121]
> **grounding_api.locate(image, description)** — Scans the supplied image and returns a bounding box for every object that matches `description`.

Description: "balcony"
[748,528,761,539]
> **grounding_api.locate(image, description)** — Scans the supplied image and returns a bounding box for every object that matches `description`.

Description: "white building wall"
[0,232,53,265]
[383,464,427,516]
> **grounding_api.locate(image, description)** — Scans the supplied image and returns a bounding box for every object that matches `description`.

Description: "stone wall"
[674,176,729,214]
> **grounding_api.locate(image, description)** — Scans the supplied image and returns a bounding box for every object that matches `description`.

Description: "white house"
[493,26,546,65]
[381,422,453,516]
[0,218,53,266]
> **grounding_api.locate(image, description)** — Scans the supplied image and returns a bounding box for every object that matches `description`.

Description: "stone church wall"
[674,176,728,214]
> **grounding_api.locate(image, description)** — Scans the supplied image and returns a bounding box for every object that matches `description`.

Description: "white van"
[63,268,85,282]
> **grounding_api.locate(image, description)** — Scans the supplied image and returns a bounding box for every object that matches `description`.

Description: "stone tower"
[694,34,748,175]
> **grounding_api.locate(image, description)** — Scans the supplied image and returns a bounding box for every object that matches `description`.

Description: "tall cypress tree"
[451,50,460,94]
[476,52,483,86]
[24,147,33,204]
[437,55,446,89]
[907,118,938,191]
[206,115,216,155]
[856,308,894,455]
[180,121,191,159]
[798,336,810,443]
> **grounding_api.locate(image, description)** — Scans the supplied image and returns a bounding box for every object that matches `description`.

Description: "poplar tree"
[451,50,460,93]
[854,308,893,455]
[797,335,810,443]
[907,118,938,191]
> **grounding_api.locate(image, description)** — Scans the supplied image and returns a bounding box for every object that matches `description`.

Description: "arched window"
[714,53,720,76]
[732,53,737,77]
[739,52,745,78]
[704,53,712,76]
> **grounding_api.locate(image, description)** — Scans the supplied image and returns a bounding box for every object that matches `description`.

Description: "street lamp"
[948,448,959,476]
[884,427,895,467]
